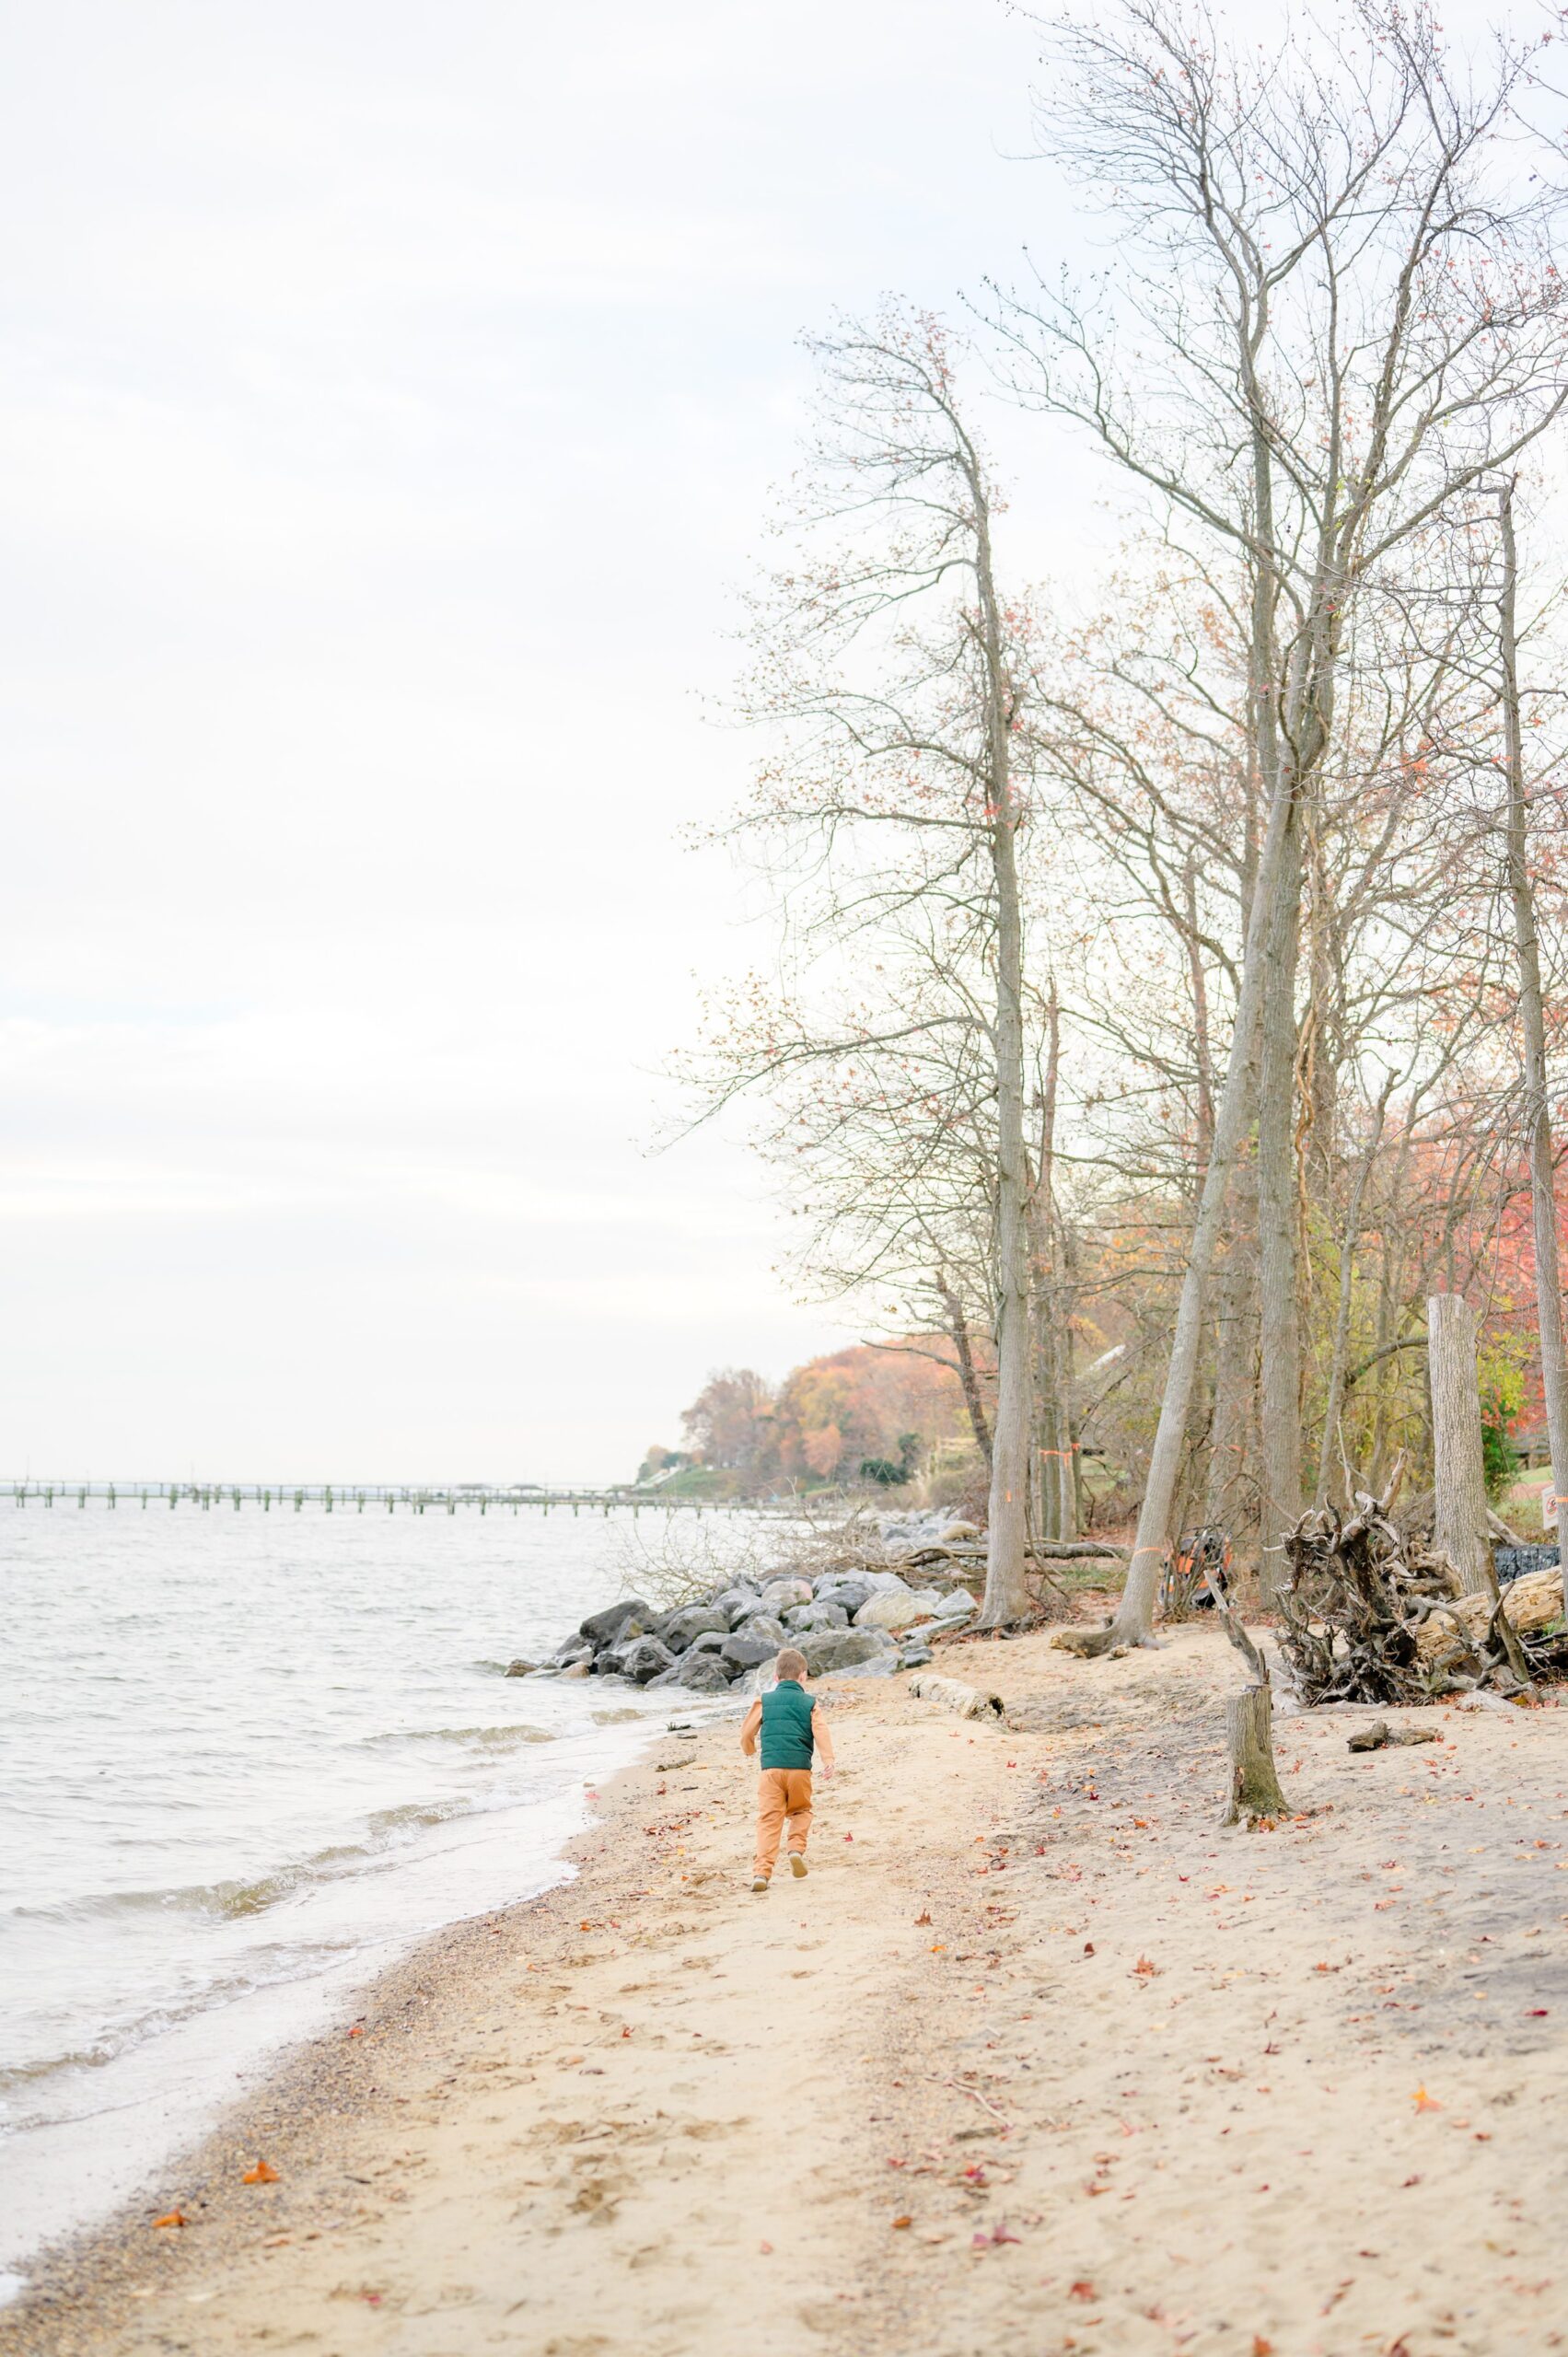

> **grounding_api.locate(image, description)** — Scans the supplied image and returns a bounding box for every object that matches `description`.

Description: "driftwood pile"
[1278,1489,1568,1704]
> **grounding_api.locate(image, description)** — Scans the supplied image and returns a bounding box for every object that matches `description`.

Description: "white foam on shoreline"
[0,1713,664,2288]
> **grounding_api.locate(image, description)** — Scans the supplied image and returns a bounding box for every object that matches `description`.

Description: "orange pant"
[754,1768,813,1878]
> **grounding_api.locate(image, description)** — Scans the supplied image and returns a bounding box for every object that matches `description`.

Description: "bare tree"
[1495,482,1568,1571]
[993,0,1568,1644]
[686,308,1040,1622]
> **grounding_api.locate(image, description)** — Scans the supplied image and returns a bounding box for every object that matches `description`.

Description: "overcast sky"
[0,0,1100,1481]
[0,0,1527,1483]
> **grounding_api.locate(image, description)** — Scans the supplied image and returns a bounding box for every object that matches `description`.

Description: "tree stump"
[1429,1292,1493,1597]
[1223,1682,1290,1827]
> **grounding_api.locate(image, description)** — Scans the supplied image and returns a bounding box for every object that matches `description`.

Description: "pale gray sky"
[0,0,1087,1482]
[4,0,1526,1482]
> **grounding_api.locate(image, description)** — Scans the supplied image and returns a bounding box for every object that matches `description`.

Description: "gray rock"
[899,1643,935,1668]
[760,1576,813,1612]
[733,1612,787,1648]
[713,1586,764,1628]
[784,1600,849,1632]
[663,1603,731,1652]
[854,1590,931,1631]
[812,1576,875,1619]
[672,1651,734,1692]
[687,1628,729,1656]
[579,1596,654,1650]
[931,1588,977,1621]
[817,1655,900,1681]
[796,1626,895,1677]
[722,1627,784,1673]
[605,1635,676,1684]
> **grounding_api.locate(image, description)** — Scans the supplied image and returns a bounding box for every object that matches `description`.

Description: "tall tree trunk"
[1085,772,1300,1651]
[1498,483,1568,1572]
[1206,1054,1260,1538]
[1314,1075,1394,1506]
[983,802,1032,1623]
[1029,991,1066,1543]
[973,488,1032,1628]
[1429,1291,1492,1597]
[1206,1236,1255,1529]
[939,1274,992,1468]
[1257,815,1303,1597]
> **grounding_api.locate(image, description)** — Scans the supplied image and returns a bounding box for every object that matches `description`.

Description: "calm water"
[0,1501,747,2287]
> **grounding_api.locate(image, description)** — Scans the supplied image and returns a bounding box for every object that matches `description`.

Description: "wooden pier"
[0,1480,777,1516]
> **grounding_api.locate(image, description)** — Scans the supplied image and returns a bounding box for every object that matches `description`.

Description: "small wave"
[7,1798,483,1932]
[364,1797,470,1836]
[7,1876,296,1926]
[358,1724,557,1753]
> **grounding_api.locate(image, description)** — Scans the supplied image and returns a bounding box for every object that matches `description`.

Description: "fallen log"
[1347,1720,1443,1752]
[906,1673,1005,1722]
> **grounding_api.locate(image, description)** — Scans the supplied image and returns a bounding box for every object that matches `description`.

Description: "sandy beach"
[8,1623,1568,2357]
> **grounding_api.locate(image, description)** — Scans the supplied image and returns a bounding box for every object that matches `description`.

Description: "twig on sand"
[927,2074,1011,2125]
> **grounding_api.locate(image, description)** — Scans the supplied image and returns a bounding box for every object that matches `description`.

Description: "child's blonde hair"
[775,1648,807,1681]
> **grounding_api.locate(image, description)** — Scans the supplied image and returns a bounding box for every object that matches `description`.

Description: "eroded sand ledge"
[7,1625,1568,2357]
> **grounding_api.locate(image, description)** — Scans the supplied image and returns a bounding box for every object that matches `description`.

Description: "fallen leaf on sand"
[915,1910,932,1926]
[1253,2340,1274,2355]
[1412,2086,1442,2113]
[1084,1942,1096,1956]
[348,2025,364,2038]
[242,2162,279,2185]
[1133,1956,1159,1977]
[1069,2280,1097,2301]
[152,2212,186,2230]
[891,2214,912,2230]
[992,2222,1021,2245]
[760,2241,773,2255]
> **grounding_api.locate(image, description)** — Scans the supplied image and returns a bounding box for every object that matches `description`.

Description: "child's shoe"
[751,1875,769,1892]
[789,1854,807,1878]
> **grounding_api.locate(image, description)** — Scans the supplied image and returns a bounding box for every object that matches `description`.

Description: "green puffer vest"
[759,1678,815,1770]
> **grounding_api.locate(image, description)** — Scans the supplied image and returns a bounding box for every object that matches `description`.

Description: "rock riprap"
[541,1555,970,1687]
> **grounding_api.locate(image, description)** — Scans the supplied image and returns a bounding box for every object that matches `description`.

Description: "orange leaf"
[152,2212,186,2229]
[1133,1956,1159,1977]
[1412,2086,1442,2113]
[1069,2279,1097,2301]
[348,2025,365,2038]
[242,2161,279,2185]
[915,1910,932,1926]
[1253,2340,1274,2355]
[890,2214,912,2229]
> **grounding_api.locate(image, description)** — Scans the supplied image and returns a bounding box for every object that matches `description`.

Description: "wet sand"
[7,1623,1568,2357]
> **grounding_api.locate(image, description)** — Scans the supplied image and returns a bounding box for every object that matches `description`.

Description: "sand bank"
[7,1624,1568,2357]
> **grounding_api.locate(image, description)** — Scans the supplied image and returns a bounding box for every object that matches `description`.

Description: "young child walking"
[739,1647,835,1891]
